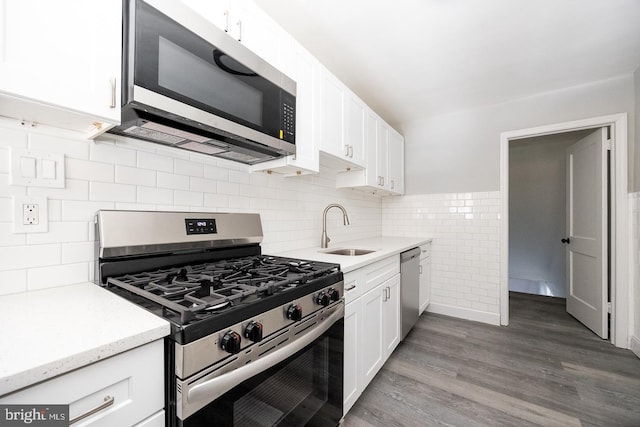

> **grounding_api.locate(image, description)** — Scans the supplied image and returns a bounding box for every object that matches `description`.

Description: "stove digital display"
[185,218,217,235]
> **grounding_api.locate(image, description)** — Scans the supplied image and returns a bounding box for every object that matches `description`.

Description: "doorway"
[508,130,594,298]
[499,114,630,348]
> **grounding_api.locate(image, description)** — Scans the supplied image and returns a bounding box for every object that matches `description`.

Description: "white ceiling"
[253,0,640,126]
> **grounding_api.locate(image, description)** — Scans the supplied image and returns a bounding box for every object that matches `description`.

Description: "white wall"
[0,118,382,295]
[508,131,591,297]
[402,75,636,194]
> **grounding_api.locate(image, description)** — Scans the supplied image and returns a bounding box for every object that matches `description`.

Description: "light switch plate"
[13,196,48,233]
[10,147,64,188]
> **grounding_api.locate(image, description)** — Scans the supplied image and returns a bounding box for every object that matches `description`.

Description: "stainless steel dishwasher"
[400,247,421,340]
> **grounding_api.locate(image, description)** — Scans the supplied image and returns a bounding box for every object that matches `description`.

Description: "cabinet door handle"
[344,145,350,157]
[224,10,229,32]
[419,265,422,274]
[70,395,114,425]
[109,78,116,109]
[237,20,242,42]
[349,145,354,158]
[381,176,385,186]
[390,179,395,190]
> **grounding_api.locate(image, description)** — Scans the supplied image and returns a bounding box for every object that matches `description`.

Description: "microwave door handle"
[212,50,257,77]
[187,303,344,405]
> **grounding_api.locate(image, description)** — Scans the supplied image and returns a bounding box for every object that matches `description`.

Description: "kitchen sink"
[321,248,376,256]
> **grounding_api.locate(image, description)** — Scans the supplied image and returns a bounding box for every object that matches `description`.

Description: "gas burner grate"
[105,255,339,324]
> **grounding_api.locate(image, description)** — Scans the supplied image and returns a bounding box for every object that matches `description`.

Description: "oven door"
[178,304,344,426]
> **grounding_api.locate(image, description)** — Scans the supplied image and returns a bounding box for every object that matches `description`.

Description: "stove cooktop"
[105,255,342,343]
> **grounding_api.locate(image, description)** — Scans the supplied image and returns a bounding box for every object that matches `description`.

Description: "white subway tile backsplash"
[0,125,28,148]
[0,174,27,197]
[0,197,12,221]
[29,132,89,160]
[175,158,203,177]
[0,223,26,247]
[26,221,88,245]
[28,179,89,201]
[189,176,217,193]
[158,172,189,190]
[0,148,9,174]
[66,158,114,182]
[115,165,156,187]
[174,190,203,207]
[62,200,114,221]
[203,193,229,208]
[62,241,96,264]
[382,191,502,317]
[137,186,173,205]
[137,151,173,172]
[90,182,136,203]
[27,262,88,291]
[90,141,136,166]
[204,164,229,181]
[0,270,27,295]
[0,244,60,271]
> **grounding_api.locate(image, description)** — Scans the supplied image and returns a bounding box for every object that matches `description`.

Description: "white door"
[565,128,608,339]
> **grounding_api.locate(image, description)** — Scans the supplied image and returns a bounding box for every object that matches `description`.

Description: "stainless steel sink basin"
[322,248,376,256]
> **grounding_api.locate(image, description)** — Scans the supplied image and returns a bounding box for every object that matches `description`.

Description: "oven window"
[184,319,343,427]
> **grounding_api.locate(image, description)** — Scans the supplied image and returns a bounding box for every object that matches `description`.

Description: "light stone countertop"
[0,283,170,397]
[275,236,432,272]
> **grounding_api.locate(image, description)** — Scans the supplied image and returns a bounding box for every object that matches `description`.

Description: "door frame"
[499,113,629,348]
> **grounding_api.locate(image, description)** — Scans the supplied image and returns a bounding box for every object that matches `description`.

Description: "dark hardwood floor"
[342,292,640,427]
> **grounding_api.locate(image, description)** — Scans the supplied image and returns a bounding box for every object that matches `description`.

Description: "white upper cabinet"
[181,0,280,68]
[319,70,366,170]
[387,128,405,194]
[335,111,404,195]
[0,0,121,136]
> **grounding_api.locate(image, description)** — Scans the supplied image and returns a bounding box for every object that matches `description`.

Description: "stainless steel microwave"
[108,0,296,165]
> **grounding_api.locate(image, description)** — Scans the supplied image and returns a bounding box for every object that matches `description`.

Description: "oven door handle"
[187,303,344,405]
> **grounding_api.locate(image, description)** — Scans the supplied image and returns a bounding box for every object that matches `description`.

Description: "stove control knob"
[286,304,303,321]
[244,321,263,342]
[316,291,330,307]
[328,288,340,302]
[220,331,242,354]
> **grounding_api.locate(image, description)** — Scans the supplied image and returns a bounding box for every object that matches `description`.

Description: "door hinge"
[606,139,612,151]
[607,302,612,313]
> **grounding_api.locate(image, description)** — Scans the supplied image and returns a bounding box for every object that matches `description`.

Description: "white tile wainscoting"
[0,119,382,295]
[382,192,502,325]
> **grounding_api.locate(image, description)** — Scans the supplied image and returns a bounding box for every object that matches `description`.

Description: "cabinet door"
[320,71,346,159]
[344,92,366,167]
[419,255,431,314]
[0,0,121,129]
[382,274,401,357]
[343,299,361,415]
[232,0,280,66]
[360,285,384,389]
[375,121,389,190]
[180,0,230,31]
[387,129,405,194]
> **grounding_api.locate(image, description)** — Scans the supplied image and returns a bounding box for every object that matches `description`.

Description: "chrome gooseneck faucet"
[321,204,350,248]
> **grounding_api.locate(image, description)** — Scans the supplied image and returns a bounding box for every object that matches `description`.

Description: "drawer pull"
[345,285,356,291]
[70,395,114,425]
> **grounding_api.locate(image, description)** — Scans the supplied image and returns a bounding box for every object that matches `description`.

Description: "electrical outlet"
[13,196,48,233]
[23,204,39,225]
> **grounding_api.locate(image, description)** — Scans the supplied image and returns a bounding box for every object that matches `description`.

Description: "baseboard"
[630,336,640,359]
[426,302,501,326]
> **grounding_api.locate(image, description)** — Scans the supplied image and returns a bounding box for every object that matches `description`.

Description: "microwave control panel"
[280,92,295,143]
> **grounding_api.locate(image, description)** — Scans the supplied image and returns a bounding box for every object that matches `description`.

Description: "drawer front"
[343,270,363,304]
[361,256,400,295]
[420,243,431,260]
[0,340,164,427]
[134,410,165,427]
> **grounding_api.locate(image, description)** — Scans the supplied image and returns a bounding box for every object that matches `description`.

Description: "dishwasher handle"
[400,247,421,263]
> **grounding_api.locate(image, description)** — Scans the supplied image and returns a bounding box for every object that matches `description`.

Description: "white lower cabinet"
[0,340,164,427]
[343,255,400,416]
[419,243,432,314]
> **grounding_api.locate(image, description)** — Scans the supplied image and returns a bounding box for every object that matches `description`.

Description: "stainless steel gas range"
[96,210,344,426]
